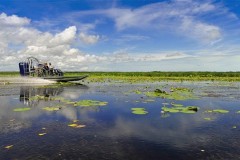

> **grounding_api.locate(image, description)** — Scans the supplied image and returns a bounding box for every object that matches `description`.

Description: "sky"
[0,0,240,71]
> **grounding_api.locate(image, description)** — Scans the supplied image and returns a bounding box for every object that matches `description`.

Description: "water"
[0,77,55,84]
[1,81,240,160]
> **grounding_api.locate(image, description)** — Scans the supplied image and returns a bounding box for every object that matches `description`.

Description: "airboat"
[19,57,88,82]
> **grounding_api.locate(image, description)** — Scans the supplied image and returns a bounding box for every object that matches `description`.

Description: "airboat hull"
[43,75,88,82]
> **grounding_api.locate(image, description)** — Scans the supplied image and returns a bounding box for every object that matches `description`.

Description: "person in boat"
[48,62,54,76]
[43,63,49,76]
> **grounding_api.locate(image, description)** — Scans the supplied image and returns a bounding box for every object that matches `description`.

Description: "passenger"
[49,63,54,76]
[43,63,49,76]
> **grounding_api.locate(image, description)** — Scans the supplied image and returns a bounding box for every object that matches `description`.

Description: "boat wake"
[0,77,56,84]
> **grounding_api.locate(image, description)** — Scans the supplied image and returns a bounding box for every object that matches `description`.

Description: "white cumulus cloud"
[79,32,100,44]
[0,13,30,26]
[0,13,104,71]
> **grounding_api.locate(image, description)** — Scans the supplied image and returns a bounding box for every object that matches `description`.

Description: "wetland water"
[1,81,240,160]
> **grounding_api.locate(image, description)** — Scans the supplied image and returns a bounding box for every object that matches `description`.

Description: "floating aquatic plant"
[205,109,229,113]
[38,133,47,136]
[212,109,229,113]
[180,110,196,114]
[68,123,86,128]
[135,90,142,94]
[145,87,198,101]
[73,100,108,107]
[171,103,184,107]
[131,108,148,115]
[42,106,61,111]
[13,107,31,112]
[204,118,212,121]
[162,107,179,113]
[162,105,199,114]
[144,99,155,102]
[5,145,13,149]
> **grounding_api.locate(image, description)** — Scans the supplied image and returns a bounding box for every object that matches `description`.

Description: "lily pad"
[38,133,47,136]
[212,109,229,113]
[73,100,108,107]
[144,99,155,102]
[68,123,86,128]
[145,87,198,101]
[205,109,229,113]
[204,118,212,121]
[171,103,184,107]
[13,107,31,112]
[42,107,61,111]
[132,110,148,114]
[162,105,198,114]
[162,107,179,113]
[5,145,13,149]
[180,110,196,114]
[131,108,148,115]
[68,124,78,127]
[186,106,199,112]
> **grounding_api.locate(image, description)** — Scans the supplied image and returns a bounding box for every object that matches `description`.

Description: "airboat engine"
[19,62,30,76]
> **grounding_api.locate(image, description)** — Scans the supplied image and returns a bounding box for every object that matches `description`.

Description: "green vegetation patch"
[162,107,179,113]
[144,99,155,102]
[135,90,142,94]
[42,106,61,111]
[171,103,184,107]
[73,100,108,107]
[212,109,229,113]
[204,118,212,121]
[205,109,229,113]
[131,108,148,115]
[3,71,240,82]
[146,87,198,101]
[13,107,31,112]
[162,105,199,114]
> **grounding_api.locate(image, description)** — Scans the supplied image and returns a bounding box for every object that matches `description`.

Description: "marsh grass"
[2,71,240,82]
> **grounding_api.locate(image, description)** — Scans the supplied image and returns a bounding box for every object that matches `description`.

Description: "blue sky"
[0,0,240,71]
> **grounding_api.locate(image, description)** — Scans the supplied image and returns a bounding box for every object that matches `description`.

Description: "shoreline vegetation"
[1,71,240,82]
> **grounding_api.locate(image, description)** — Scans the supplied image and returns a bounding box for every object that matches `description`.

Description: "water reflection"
[0,84,91,133]
[19,86,64,106]
[0,82,240,159]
